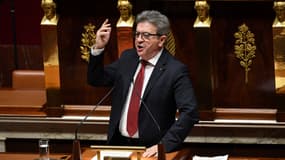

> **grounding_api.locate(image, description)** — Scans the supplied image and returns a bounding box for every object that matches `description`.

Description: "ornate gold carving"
[234,23,256,84]
[273,1,285,27]
[193,0,212,28]
[165,31,176,56]
[41,0,58,25]
[273,28,285,93]
[116,0,135,27]
[80,23,96,62]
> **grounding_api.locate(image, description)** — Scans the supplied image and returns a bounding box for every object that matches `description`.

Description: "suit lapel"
[122,52,140,100]
[125,60,139,83]
[142,49,169,99]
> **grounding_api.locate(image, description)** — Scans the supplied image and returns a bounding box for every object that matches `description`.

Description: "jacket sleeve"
[87,53,118,87]
[161,64,199,152]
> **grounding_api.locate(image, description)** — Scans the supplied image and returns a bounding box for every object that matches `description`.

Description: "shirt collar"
[140,48,163,66]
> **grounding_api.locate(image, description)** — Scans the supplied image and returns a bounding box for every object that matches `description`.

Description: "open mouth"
[136,44,144,52]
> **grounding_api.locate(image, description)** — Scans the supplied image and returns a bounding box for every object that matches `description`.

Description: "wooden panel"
[57,6,117,105]
[214,108,277,120]
[0,45,43,88]
[53,0,284,120]
[0,0,283,121]
[81,147,285,160]
[0,153,70,160]
[210,2,276,107]
[0,90,46,106]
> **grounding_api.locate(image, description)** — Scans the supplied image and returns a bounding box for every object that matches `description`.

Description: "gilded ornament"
[234,23,256,84]
[41,0,58,25]
[80,23,96,62]
[165,31,176,56]
[273,1,285,27]
[116,0,135,27]
[193,0,212,28]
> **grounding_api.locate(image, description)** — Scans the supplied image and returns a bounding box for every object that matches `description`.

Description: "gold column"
[116,0,134,57]
[41,0,63,116]
[193,0,213,120]
[273,1,285,94]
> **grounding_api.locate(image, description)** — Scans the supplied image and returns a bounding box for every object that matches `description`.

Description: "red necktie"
[127,60,147,137]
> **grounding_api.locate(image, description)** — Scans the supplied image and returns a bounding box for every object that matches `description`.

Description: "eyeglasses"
[134,32,161,40]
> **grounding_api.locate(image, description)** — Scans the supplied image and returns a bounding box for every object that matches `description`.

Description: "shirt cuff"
[90,46,104,56]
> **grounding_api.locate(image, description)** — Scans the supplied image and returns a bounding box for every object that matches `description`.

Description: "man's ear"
[158,35,167,47]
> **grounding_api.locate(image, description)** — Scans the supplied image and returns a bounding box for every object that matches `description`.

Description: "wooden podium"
[89,145,145,160]
[80,147,285,160]
[0,152,70,160]
[80,145,185,160]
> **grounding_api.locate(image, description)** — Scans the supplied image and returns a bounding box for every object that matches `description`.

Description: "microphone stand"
[157,143,166,160]
[140,100,166,160]
[131,79,166,160]
[72,87,114,160]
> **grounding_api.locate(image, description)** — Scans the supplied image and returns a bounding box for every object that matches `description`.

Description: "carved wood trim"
[214,108,277,120]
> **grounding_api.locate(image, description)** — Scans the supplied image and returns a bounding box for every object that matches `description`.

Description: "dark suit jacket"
[87,48,199,152]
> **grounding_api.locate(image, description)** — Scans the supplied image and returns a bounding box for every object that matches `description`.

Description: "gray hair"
[135,10,170,35]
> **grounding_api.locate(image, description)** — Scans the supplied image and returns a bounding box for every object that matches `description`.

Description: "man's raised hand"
[95,19,112,49]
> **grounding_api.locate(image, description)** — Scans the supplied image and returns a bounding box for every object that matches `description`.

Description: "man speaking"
[87,10,199,157]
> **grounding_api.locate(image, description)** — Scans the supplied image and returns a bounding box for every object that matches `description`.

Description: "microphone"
[130,79,166,160]
[72,87,114,160]
[140,96,161,133]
